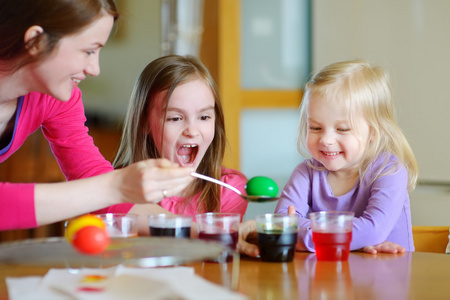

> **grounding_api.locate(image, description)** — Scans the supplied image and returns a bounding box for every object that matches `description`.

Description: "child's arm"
[276,158,413,252]
[287,205,308,251]
[349,165,412,250]
[237,166,309,258]
[285,204,406,254]
[275,162,315,251]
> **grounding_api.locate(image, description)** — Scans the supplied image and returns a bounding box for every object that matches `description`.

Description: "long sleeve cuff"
[0,183,36,230]
[299,226,316,252]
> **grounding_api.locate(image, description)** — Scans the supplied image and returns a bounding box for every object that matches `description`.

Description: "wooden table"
[1,250,449,299]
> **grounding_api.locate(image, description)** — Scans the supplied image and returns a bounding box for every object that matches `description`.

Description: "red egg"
[65,215,106,243]
[72,225,110,255]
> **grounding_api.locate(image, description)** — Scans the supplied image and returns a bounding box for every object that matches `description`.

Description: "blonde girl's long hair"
[297,59,418,191]
[114,55,226,212]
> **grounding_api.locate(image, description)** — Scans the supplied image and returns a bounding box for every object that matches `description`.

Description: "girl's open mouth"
[177,144,199,166]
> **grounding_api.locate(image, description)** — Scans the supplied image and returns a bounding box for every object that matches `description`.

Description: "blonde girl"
[275,59,419,252]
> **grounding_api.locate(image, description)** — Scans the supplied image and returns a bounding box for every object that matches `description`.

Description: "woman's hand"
[114,158,194,204]
[35,158,193,227]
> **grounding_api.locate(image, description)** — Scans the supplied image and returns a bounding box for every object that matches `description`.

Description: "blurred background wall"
[3,0,450,242]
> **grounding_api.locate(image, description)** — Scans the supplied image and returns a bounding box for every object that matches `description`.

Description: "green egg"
[245,176,279,198]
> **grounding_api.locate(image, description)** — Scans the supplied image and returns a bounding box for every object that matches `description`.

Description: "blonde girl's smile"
[321,151,342,157]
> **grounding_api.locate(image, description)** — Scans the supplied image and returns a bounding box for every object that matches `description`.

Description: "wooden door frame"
[213,0,303,170]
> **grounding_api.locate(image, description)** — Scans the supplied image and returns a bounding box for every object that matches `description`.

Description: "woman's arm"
[33,158,194,227]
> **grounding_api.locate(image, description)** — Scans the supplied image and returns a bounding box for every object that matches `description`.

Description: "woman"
[0,0,193,231]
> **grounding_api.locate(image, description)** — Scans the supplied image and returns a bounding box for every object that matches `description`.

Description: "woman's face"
[28,14,114,101]
[149,78,216,170]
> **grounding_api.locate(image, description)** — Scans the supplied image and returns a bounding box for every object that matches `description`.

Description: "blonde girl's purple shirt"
[275,154,414,252]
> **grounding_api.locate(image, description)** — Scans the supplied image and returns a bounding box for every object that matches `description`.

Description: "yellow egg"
[65,214,106,243]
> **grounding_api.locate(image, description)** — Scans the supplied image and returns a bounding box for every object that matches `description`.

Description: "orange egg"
[72,225,110,255]
[65,214,106,242]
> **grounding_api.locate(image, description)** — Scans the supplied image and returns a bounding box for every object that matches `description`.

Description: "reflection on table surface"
[1,248,450,299]
[184,251,449,300]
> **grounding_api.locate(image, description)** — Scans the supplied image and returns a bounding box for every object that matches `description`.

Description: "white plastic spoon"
[191,172,279,203]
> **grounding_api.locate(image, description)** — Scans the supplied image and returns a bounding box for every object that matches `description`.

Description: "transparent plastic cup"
[148,214,192,238]
[256,213,299,262]
[309,211,354,261]
[96,213,139,238]
[195,213,241,250]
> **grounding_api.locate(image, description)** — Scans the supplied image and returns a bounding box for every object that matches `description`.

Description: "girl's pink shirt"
[0,88,113,230]
[95,167,249,221]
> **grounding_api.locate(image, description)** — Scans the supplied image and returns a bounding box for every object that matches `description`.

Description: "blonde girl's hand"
[288,205,296,215]
[359,241,406,254]
[114,158,194,204]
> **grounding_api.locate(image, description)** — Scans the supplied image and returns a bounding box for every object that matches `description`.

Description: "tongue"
[177,147,193,164]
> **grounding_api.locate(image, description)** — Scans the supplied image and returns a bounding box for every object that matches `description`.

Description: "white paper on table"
[6,265,248,300]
